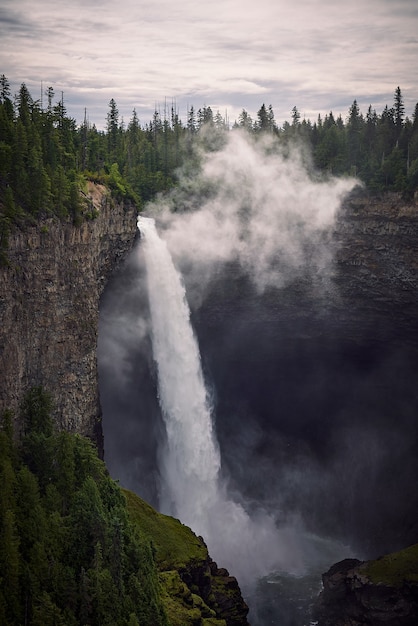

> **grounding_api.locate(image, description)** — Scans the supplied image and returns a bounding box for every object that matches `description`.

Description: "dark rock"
[209,560,250,625]
[313,552,418,625]
[0,183,137,453]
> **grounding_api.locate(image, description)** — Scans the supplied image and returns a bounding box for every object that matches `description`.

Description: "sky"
[1,0,418,130]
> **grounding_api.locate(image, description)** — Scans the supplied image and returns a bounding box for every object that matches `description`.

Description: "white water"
[138,216,221,521]
[138,215,313,583]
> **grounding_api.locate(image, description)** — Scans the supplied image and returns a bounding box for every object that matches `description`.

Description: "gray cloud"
[1,0,417,128]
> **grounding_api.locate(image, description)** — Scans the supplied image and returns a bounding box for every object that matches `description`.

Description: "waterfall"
[137,215,221,524]
[138,215,305,582]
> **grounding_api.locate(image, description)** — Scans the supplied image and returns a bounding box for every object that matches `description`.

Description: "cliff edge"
[0,182,137,452]
[123,488,250,626]
[313,544,418,625]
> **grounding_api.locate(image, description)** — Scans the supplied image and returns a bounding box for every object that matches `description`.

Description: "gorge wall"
[0,182,137,452]
[313,545,418,626]
[1,184,417,476]
[189,188,418,555]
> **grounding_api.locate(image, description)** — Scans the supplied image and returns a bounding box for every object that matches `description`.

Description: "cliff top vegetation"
[1,76,417,266]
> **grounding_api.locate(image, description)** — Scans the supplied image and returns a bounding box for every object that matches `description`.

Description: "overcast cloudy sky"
[1,0,417,129]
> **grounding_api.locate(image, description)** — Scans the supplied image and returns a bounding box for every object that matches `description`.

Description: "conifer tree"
[107,98,120,162]
[394,86,405,130]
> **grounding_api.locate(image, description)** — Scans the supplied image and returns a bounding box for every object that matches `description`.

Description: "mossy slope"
[361,543,418,587]
[123,488,248,626]
[123,488,208,571]
[314,543,418,625]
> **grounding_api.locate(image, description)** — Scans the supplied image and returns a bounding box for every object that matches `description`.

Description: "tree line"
[0,387,168,626]
[1,76,417,262]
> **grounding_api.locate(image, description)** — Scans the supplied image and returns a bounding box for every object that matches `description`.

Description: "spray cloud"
[139,132,358,585]
[149,130,357,299]
[138,215,308,585]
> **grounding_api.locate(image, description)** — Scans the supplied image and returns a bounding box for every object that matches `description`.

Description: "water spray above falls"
[137,215,305,582]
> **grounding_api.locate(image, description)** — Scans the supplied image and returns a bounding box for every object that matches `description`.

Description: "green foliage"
[123,488,208,572]
[0,393,239,626]
[22,385,53,437]
[361,543,418,587]
[0,75,417,260]
[159,571,210,626]
[123,489,231,626]
[0,388,168,626]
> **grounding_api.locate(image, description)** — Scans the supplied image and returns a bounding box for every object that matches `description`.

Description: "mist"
[98,129,418,614]
[148,131,356,299]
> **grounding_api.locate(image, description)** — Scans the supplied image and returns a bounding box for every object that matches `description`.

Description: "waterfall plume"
[138,215,306,583]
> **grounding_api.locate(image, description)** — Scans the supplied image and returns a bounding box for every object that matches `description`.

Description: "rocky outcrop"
[0,183,137,451]
[313,545,418,626]
[209,563,250,626]
[160,560,250,626]
[123,489,250,626]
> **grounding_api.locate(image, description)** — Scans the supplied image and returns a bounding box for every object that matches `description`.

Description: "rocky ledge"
[0,183,137,451]
[123,489,249,626]
[313,544,418,626]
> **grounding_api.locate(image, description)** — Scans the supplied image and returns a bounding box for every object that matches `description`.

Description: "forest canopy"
[0,387,168,626]
[1,76,417,262]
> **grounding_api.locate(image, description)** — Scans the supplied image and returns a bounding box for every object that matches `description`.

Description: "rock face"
[173,559,250,626]
[313,551,418,626]
[333,190,418,345]
[0,183,137,452]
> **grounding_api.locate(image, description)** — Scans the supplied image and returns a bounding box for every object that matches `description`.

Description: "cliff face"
[0,182,137,451]
[333,190,418,344]
[274,189,418,347]
[313,546,418,626]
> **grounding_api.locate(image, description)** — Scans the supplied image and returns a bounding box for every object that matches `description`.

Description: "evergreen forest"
[0,387,168,626]
[1,78,418,623]
[1,77,418,259]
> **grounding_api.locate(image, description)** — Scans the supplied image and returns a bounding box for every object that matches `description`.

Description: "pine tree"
[16,83,33,128]
[237,109,253,131]
[107,98,120,162]
[291,106,301,127]
[187,105,196,134]
[394,86,405,130]
[346,99,364,173]
[257,103,269,132]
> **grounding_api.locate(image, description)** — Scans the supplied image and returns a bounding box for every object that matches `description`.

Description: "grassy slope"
[123,489,226,626]
[361,543,418,587]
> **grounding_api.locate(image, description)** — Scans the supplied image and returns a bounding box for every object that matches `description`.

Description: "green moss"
[361,543,418,587]
[160,570,193,603]
[158,571,225,626]
[122,489,208,571]
[123,490,230,626]
[191,593,216,618]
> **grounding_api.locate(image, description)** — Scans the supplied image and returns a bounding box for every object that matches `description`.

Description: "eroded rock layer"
[0,183,137,451]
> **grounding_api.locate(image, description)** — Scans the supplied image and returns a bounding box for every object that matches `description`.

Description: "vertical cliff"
[0,182,137,452]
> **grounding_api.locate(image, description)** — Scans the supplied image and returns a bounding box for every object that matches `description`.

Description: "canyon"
[1,184,418,624]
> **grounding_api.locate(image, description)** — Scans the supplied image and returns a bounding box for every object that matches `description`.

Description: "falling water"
[137,215,221,523]
[138,215,310,583]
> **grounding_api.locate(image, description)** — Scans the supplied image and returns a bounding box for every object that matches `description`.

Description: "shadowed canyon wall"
[100,189,418,559]
[0,182,137,451]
